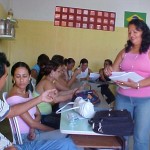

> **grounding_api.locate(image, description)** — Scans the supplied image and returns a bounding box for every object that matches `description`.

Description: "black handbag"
[72,90,101,105]
[88,109,134,136]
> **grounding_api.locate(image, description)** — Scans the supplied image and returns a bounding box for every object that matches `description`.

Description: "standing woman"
[105,19,150,150]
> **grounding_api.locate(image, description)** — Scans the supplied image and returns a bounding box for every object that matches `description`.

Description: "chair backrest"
[2,92,23,145]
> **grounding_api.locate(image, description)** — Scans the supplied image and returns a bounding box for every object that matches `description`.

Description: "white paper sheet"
[109,72,144,89]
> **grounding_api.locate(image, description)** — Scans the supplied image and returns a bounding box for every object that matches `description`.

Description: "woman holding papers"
[105,19,150,150]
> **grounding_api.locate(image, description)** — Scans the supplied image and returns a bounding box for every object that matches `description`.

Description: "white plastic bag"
[56,97,95,118]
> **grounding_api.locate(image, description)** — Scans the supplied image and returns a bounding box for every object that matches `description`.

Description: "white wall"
[1,0,150,27]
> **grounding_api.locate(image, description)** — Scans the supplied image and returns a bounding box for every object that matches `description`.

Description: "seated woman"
[31,54,49,87]
[7,62,66,143]
[51,54,70,90]
[99,59,115,107]
[64,58,75,80]
[67,58,92,87]
[35,60,79,129]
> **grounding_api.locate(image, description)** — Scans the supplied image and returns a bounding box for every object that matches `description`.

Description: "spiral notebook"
[109,72,144,89]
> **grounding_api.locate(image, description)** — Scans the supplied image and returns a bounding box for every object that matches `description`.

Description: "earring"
[13,80,16,84]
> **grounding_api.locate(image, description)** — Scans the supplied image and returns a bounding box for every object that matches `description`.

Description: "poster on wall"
[54,6,116,31]
[124,11,146,27]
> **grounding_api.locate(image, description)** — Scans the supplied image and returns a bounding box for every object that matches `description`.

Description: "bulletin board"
[54,6,116,31]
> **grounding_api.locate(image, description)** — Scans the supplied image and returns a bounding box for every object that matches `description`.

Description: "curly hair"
[125,19,150,54]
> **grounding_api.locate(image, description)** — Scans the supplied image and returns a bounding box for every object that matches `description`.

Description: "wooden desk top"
[71,134,123,149]
[60,110,102,135]
[60,110,123,149]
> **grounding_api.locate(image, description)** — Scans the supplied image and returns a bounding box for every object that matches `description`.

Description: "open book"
[109,72,144,89]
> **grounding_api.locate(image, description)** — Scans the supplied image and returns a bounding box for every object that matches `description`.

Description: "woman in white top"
[68,58,92,87]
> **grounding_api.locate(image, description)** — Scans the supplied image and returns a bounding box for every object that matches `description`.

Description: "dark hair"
[125,19,150,54]
[104,59,112,65]
[11,62,31,76]
[43,60,60,76]
[64,58,75,65]
[80,58,88,65]
[36,60,60,84]
[51,54,64,65]
[0,52,10,78]
[11,62,33,92]
[37,54,49,67]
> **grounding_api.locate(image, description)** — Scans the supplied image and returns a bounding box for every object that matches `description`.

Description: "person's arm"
[54,80,70,91]
[112,49,125,71]
[7,89,57,118]
[34,107,41,122]
[59,88,77,96]
[20,112,54,131]
[31,69,38,80]
[105,49,125,76]
[54,94,73,103]
[99,68,106,81]
[67,68,81,87]
[4,146,16,150]
[88,68,93,74]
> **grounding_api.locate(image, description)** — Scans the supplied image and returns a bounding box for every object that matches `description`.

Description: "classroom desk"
[60,110,124,149]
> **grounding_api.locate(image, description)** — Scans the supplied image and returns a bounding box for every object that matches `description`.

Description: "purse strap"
[56,102,79,114]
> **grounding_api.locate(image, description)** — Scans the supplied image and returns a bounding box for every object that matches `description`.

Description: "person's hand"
[74,68,81,76]
[41,89,58,103]
[27,128,36,141]
[116,78,137,89]
[104,66,113,76]
[4,146,17,150]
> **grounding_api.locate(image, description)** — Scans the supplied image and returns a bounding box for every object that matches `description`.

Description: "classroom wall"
[0,1,131,92]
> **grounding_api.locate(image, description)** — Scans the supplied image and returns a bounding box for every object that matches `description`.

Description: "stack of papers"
[109,72,144,89]
[89,72,100,81]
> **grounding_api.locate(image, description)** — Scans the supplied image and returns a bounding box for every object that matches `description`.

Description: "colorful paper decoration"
[54,6,116,31]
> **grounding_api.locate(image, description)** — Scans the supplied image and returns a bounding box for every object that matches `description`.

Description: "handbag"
[56,97,95,118]
[88,109,134,136]
[73,90,101,105]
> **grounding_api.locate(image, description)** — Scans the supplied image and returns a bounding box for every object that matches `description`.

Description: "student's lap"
[21,129,66,143]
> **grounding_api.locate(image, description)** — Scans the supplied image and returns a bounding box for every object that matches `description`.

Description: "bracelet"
[136,82,140,89]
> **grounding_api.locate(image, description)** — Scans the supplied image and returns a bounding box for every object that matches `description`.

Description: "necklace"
[130,54,139,70]
[120,53,139,71]
[15,87,29,98]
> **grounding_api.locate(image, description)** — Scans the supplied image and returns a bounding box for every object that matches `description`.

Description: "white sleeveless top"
[76,68,89,80]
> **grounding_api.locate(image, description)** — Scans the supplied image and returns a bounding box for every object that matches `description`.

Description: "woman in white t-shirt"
[67,58,92,87]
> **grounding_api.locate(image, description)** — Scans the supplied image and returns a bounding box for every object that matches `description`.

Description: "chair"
[2,92,23,145]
